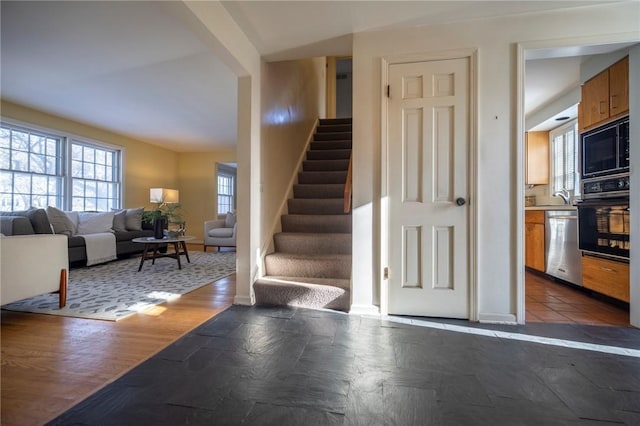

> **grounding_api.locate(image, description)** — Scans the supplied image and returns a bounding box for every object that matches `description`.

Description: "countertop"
[525,205,577,211]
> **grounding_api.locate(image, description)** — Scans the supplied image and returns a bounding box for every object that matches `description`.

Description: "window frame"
[216,163,236,216]
[549,119,580,196]
[0,117,124,212]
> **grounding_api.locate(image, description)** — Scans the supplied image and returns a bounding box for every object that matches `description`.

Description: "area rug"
[1,251,235,321]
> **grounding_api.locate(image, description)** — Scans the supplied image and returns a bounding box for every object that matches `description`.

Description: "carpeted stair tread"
[303,159,349,171]
[264,253,352,279]
[260,275,351,289]
[281,214,352,233]
[320,117,352,125]
[274,232,351,254]
[293,184,344,199]
[287,198,347,215]
[254,278,350,311]
[298,171,347,184]
[310,141,352,150]
[316,124,352,133]
[306,149,351,160]
[314,132,352,141]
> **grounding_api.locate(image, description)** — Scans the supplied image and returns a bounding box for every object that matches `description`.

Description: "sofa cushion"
[112,210,128,232]
[67,235,86,248]
[114,229,154,242]
[77,212,115,235]
[26,208,54,234]
[125,208,144,231]
[1,208,52,234]
[46,206,77,236]
[0,216,35,235]
[224,212,236,228]
[208,227,233,238]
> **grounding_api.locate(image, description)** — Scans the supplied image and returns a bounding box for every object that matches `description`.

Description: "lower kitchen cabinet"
[525,211,545,272]
[582,254,630,302]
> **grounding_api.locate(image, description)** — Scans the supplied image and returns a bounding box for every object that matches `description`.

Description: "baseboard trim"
[349,304,380,316]
[233,295,254,306]
[478,313,517,324]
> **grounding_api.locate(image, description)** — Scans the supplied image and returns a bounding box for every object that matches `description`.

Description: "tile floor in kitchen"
[525,270,630,326]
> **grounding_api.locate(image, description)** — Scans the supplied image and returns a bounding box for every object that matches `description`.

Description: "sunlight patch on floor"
[384,315,640,358]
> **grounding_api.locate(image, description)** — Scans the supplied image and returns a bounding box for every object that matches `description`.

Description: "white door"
[387,58,470,318]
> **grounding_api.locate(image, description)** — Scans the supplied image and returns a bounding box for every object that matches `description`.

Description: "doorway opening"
[520,41,637,327]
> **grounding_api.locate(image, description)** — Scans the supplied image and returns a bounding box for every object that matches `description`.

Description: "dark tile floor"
[48,305,640,426]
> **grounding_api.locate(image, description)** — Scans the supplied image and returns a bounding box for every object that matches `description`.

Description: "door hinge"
[386,85,390,98]
[383,267,389,279]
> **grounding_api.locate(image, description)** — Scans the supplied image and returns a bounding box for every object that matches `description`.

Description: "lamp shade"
[150,188,179,203]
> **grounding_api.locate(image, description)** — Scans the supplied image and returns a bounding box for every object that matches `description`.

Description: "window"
[550,119,579,196]
[0,124,63,210]
[0,120,122,212]
[217,163,236,215]
[70,141,120,211]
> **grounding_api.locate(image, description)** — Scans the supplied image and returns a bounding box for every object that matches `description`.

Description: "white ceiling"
[0,1,631,151]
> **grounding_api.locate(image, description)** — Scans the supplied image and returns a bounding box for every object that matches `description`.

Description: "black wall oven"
[581,116,629,178]
[577,198,629,260]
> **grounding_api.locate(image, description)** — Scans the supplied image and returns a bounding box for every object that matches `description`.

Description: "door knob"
[456,197,466,206]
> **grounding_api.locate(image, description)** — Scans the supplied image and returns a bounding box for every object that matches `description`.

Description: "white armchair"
[1,234,69,308]
[204,212,237,252]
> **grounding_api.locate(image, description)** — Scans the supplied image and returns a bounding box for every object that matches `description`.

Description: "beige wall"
[1,100,179,210]
[178,151,236,241]
[351,2,640,319]
[260,57,326,253]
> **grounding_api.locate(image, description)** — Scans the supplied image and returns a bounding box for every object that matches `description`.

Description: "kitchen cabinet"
[525,131,549,185]
[608,56,629,118]
[582,254,629,302]
[580,56,629,131]
[525,210,545,272]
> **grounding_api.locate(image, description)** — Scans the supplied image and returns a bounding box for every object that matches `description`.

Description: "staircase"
[254,118,352,312]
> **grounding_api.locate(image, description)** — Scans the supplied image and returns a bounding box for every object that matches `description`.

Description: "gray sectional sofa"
[0,208,155,266]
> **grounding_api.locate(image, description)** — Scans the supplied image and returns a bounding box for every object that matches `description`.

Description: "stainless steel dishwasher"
[545,210,582,286]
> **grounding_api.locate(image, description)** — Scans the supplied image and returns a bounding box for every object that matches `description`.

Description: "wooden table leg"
[181,241,191,263]
[173,242,182,269]
[138,244,150,271]
[152,245,159,265]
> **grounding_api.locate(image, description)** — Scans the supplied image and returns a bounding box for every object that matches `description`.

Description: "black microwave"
[581,116,629,178]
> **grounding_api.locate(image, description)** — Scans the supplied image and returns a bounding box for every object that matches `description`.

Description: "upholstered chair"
[1,234,69,307]
[203,212,237,251]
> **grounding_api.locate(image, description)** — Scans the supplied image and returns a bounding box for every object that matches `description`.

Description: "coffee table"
[132,236,195,271]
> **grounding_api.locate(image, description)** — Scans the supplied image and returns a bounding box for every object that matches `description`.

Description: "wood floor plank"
[1,269,235,426]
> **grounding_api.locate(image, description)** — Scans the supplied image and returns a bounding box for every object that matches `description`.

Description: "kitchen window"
[0,119,123,212]
[550,119,579,196]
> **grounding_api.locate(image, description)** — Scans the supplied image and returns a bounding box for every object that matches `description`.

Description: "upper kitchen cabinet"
[525,131,549,185]
[580,56,629,131]
[609,56,629,118]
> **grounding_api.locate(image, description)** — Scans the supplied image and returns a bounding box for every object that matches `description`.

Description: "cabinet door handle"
[610,94,617,110]
[600,267,615,272]
[599,100,607,115]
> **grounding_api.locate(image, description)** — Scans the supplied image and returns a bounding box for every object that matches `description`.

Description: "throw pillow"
[124,207,144,231]
[225,211,236,228]
[46,206,76,236]
[112,209,128,232]
[25,208,53,234]
[77,211,115,235]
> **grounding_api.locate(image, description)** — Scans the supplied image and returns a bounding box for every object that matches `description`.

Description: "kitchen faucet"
[552,189,570,205]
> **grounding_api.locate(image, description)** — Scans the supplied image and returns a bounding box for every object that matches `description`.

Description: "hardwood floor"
[1,261,235,426]
[525,270,630,326]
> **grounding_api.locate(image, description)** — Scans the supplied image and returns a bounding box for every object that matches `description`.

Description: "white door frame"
[380,48,478,319]
[516,33,640,325]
